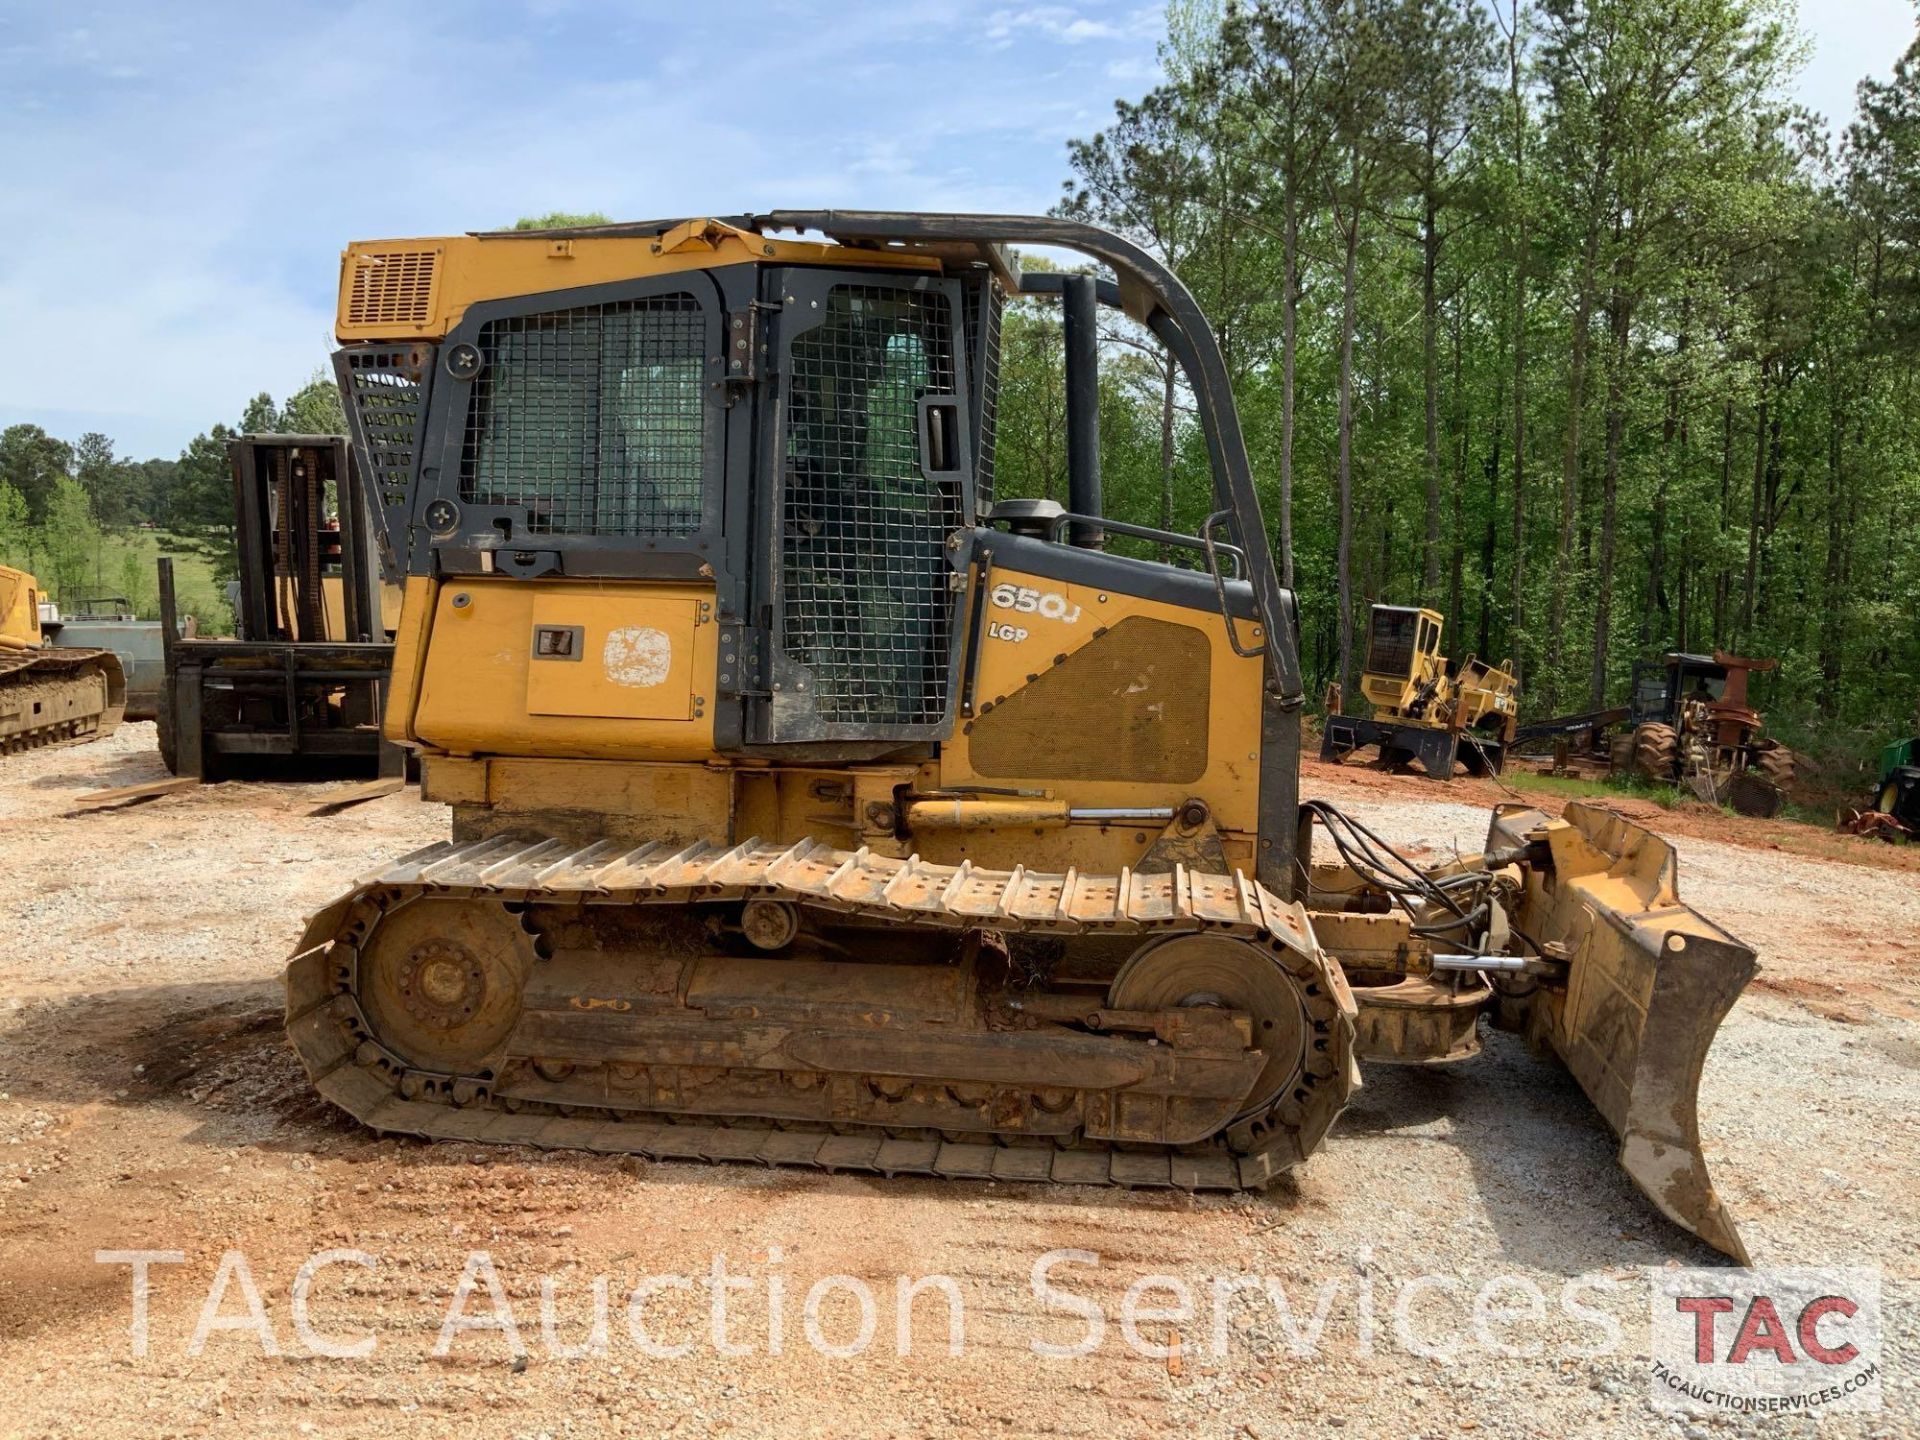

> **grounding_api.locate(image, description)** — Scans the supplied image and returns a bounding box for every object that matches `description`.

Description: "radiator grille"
[461,294,707,536]
[969,617,1211,783]
[780,284,962,728]
[337,346,428,511]
[345,249,439,327]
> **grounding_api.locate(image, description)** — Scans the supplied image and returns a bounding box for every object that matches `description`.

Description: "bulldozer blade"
[1489,801,1755,1264]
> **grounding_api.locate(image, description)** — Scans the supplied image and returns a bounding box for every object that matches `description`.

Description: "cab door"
[750,267,974,745]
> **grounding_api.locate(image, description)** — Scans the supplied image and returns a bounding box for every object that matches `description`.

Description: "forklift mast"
[228,435,390,644]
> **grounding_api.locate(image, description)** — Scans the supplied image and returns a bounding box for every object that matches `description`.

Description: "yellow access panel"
[525,594,699,721]
[400,579,719,759]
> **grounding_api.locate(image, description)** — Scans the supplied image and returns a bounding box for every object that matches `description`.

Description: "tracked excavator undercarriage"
[291,211,1758,1264]
[1,566,127,755]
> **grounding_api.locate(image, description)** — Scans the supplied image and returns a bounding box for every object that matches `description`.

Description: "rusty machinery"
[1612,651,1797,817]
[0,565,127,755]
[1839,727,1920,841]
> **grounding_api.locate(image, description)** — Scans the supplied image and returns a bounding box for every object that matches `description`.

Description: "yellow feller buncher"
[0,564,127,755]
[290,213,1755,1260]
[1321,604,1519,778]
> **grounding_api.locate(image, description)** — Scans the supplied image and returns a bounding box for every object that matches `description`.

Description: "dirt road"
[1,727,1913,1438]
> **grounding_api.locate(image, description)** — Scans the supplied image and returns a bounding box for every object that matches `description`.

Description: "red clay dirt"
[1,724,1915,1439]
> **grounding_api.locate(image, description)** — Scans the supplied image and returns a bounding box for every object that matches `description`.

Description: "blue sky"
[0,0,1912,461]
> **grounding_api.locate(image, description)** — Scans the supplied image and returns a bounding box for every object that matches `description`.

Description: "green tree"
[991,297,1069,503]
[170,425,240,582]
[280,370,347,434]
[1040,0,1920,765]
[510,210,612,230]
[1061,84,1211,543]
[1231,0,1340,589]
[1322,0,1407,697]
[37,475,101,606]
[73,430,142,528]
[0,479,29,567]
[239,392,280,434]
[1536,0,1794,706]
[0,424,74,523]
[127,457,178,527]
[1386,0,1496,603]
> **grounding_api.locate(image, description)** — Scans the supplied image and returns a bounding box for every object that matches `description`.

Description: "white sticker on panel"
[603,626,673,688]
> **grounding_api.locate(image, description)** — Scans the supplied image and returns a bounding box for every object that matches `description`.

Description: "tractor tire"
[1629,722,1679,784]
[1608,730,1636,776]
[1752,739,1797,791]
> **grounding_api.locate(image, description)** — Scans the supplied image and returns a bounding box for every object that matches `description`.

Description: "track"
[0,648,126,755]
[287,834,1359,1191]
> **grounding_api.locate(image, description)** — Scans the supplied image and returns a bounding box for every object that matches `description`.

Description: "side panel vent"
[345,249,441,328]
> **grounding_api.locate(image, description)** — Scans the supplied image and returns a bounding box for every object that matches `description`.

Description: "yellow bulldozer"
[0,564,127,756]
[1321,604,1519,777]
[288,212,1755,1261]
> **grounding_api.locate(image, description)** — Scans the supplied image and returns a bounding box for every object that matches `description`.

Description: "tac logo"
[1648,1267,1882,1415]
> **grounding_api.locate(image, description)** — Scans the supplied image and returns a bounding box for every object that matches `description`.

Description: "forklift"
[157,434,404,780]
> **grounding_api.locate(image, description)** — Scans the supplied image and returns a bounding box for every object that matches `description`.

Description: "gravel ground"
[0,725,1913,1439]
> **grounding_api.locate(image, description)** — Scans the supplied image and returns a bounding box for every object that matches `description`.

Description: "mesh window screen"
[461,294,706,536]
[1365,609,1421,678]
[339,348,426,512]
[968,281,1003,506]
[780,284,963,728]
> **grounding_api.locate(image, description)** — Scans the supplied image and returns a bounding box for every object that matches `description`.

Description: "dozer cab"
[0,564,127,756]
[1321,604,1518,778]
[1614,651,1796,817]
[291,212,1756,1261]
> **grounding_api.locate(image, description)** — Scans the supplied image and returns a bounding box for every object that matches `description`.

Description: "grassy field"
[4,528,234,635]
[1499,767,1675,805]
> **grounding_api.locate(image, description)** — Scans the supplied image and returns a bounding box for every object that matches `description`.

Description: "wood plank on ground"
[307,777,406,816]
[66,776,199,813]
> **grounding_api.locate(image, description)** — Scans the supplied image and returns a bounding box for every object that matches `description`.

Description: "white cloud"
[1106,54,1160,83]
[985,6,1123,45]
[0,0,1160,456]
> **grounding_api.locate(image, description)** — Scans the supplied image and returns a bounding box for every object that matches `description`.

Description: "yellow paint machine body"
[285,213,1755,1260]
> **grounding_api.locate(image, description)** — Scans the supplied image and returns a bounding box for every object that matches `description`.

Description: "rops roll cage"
[504,210,1306,714]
